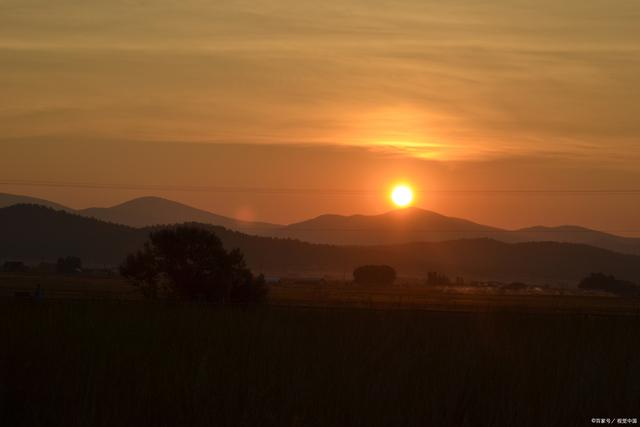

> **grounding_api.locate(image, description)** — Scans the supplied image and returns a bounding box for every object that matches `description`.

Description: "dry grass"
[1,301,639,426]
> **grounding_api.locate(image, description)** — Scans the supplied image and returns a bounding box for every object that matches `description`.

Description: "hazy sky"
[1,0,639,230]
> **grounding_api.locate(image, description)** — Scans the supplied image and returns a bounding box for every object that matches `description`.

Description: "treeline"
[349,266,640,297]
[2,257,105,275]
[578,273,640,297]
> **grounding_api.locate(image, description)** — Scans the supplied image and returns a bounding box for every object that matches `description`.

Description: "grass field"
[1,301,639,426]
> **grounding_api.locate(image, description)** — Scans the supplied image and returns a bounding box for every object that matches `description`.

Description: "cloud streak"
[1,0,639,163]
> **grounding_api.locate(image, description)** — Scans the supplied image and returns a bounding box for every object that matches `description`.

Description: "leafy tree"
[56,256,82,274]
[120,226,267,303]
[353,265,396,285]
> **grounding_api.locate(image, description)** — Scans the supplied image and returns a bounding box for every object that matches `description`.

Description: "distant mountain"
[273,207,506,245]
[0,192,279,233]
[272,207,640,255]
[0,192,71,211]
[78,196,280,231]
[513,226,640,256]
[0,204,145,266]
[2,204,640,284]
[2,192,639,255]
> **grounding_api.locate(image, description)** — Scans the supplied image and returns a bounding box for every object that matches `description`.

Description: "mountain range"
[1,192,639,255]
[280,209,640,255]
[2,204,640,284]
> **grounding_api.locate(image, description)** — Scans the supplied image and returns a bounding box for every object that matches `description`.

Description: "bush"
[353,265,396,285]
[120,226,267,303]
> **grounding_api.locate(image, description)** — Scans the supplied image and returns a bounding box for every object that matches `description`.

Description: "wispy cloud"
[1,0,639,163]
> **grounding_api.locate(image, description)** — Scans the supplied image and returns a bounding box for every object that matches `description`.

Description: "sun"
[391,184,414,207]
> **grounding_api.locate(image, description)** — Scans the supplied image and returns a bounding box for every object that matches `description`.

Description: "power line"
[223,228,640,236]
[2,179,640,195]
[232,228,640,233]
[3,179,640,234]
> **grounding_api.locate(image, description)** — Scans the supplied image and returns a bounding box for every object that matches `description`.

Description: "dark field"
[3,271,640,316]
[1,301,639,426]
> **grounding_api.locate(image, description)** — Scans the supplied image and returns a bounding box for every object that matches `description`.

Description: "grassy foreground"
[1,302,639,426]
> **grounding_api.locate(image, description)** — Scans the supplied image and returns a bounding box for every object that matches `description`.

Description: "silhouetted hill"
[2,205,640,284]
[513,226,640,256]
[0,204,146,265]
[78,196,281,231]
[273,207,640,255]
[3,193,640,255]
[0,193,71,211]
[273,207,505,245]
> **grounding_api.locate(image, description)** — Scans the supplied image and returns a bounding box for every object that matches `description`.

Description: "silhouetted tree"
[56,256,82,274]
[353,265,396,285]
[120,226,267,303]
[578,273,640,297]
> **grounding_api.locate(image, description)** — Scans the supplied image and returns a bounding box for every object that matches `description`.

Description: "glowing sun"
[391,184,414,207]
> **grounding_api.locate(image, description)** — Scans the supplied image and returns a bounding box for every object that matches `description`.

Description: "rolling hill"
[2,192,639,255]
[0,192,71,211]
[512,226,640,257]
[273,207,508,245]
[78,196,280,231]
[272,207,640,255]
[0,192,279,233]
[2,204,640,284]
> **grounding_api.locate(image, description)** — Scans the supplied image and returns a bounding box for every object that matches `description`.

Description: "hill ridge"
[1,192,639,254]
[2,204,640,284]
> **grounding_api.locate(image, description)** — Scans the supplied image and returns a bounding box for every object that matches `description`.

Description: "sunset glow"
[2,1,640,424]
[391,185,414,207]
[1,0,639,230]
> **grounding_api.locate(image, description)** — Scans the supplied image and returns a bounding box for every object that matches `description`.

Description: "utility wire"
[2,179,640,195]
[2,179,640,234]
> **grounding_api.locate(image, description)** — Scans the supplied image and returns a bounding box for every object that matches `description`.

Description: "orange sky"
[1,1,639,231]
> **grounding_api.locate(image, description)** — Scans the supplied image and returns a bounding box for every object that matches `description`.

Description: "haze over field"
[1,0,639,231]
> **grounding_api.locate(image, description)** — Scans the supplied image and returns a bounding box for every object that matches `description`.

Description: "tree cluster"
[579,273,640,297]
[120,226,267,303]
